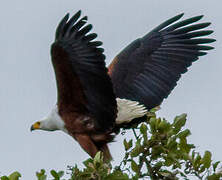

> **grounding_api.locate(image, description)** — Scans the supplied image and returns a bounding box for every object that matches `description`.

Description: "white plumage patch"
[40,106,68,133]
[115,98,148,124]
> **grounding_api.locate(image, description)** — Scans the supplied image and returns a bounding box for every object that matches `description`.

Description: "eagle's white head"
[30,106,67,133]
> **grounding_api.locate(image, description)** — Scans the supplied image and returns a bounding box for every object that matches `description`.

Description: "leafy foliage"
[1,110,222,179]
[1,172,21,180]
[35,169,64,180]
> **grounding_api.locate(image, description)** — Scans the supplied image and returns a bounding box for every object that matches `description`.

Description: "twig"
[132,128,139,140]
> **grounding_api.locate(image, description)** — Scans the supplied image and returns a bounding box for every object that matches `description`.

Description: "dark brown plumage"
[50,11,117,160]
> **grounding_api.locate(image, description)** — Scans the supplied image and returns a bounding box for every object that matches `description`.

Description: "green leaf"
[131,138,143,157]
[167,136,177,151]
[158,119,170,133]
[150,117,156,132]
[150,107,159,113]
[83,158,94,167]
[128,139,133,149]
[179,137,193,153]
[159,170,172,178]
[164,154,175,167]
[36,174,47,180]
[207,174,221,180]
[194,154,201,170]
[1,176,9,180]
[94,151,102,164]
[167,140,177,152]
[50,170,59,180]
[0,173,21,180]
[199,164,206,173]
[105,170,129,180]
[36,169,46,179]
[154,161,163,171]
[57,171,64,178]
[181,152,190,161]
[93,151,102,168]
[8,172,21,180]
[213,161,220,172]
[123,139,128,151]
[192,150,196,160]
[155,118,161,129]
[123,139,133,151]
[178,129,191,138]
[201,151,212,169]
[140,123,148,134]
[131,160,139,174]
[37,169,45,175]
[173,114,187,133]
[131,147,141,157]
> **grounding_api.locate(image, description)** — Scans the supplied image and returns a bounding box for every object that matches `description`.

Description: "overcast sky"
[0,0,221,179]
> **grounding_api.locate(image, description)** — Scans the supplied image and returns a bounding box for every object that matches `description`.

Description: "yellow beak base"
[30,122,40,131]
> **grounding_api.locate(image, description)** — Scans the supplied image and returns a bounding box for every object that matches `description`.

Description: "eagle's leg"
[74,134,98,158]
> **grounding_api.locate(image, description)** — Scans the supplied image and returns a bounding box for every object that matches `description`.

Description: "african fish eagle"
[30,10,215,161]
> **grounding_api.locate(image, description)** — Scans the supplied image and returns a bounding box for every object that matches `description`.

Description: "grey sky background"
[0,0,221,179]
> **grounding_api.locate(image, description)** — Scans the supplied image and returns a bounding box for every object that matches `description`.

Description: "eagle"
[30,10,215,161]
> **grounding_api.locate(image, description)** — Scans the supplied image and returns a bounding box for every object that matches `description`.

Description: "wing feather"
[51,11,117,132]
[109,14,215,109]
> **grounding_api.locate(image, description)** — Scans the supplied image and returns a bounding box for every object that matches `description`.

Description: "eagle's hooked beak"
[30,122,40,131]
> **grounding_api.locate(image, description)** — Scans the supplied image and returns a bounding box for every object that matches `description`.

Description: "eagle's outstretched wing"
[108,13,215,110]
[51,11,117,132]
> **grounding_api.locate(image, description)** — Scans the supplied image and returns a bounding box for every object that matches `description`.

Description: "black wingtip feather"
[83,33,98,42]
[82,16,88,21]
[54,10,105,53]
[65,13,70,18]
[206,46,215,50]
[149,13,184,33]
[69,10,81,23]
[75,16,88,28]
[169,22,212,35]
[56,12,90,41]
[192,15,204,21]
[54,10,105,56]
[77,24,93,37]
[90,41,103,47]
[55,13,70,39]
[77,10,81,16]
[191,30,214,37]
[64,11,82,37]
[198,51,208,56]
[164,15,204,32]
[164,38,216,45]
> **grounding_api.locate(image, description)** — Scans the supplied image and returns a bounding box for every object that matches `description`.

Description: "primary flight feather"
[31,10,215,160]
